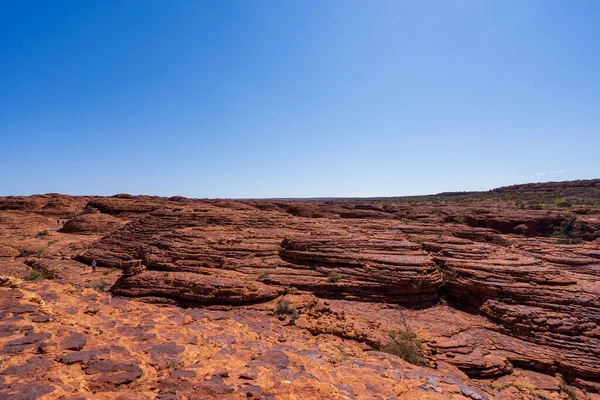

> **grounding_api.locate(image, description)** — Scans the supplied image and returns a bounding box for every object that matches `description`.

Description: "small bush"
[91,280,108,291]
[560,384,578,400]
[452,216,465,224]
[36,230,51,238]
[258,271,270,279]
[19,249,38,257]
[274,299,294,315]
[381,313,425,366]
[329,344,348,364]
[24,270,48,281]
[551,225,565,239]
[528,200,542,210]
[514,199,525,209]
[493,381,537,395]
[273,299,300,324]
[382,329,425,366]
[555,199,572,208]
[327,273,342,283]
[282,285,298,294]
[594,230,600,237]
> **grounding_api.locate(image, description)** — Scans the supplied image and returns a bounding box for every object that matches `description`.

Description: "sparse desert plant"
[273,298,300,323]
[19,249,38,257]
[36,230,51,238]
[594,230,600,237]
[274,299,293,315]
[329,344,349,364]
[560,383,578,400]
[551,225,566,239]
[528,200,542,210]
[282,285,298,294]
[492,381,537,396]
[381,312,425,366]
[24,270,48,281]
[555,198,572,208]
[91,280,108,291]
[452,216,465,224]
[514,199,525,209]
[257,271,270,279]
[327,273,342,283]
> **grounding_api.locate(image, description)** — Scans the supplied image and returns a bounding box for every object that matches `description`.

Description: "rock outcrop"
[1,180,600,398]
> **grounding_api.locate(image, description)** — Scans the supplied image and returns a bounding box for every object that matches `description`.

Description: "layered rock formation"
[1,180,599,398]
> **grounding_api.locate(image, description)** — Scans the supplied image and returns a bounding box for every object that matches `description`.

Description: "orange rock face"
[1,182,599,399]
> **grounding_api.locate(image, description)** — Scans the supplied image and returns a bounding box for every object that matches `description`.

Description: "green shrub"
[24,270,48,281]
[515,199,525,209]
[493,381,537,395]
[274,299,295,315]
[528,200,542,210]
[555,199,572,208]
[36,230,51,238]
[382,328,425,366]
[452,216,465,224]
[273,298,300,324]
[381,312,425,366]
[327,273,342,283]
[594,230,600,237]
[551,225,565,239]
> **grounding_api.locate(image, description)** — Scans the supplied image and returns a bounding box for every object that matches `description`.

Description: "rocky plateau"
[1,179,600,399]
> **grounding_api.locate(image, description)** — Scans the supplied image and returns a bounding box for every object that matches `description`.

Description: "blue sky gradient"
[1,1,598,197]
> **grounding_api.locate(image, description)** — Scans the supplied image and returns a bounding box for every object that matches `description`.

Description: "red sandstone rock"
[0,181,599,397]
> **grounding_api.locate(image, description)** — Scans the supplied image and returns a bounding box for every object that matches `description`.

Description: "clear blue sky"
[1,1,598,198]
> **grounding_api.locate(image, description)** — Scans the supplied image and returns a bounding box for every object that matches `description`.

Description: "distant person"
[92,260,97,273]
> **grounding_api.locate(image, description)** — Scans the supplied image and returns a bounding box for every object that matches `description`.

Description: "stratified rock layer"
[1,180,600,398]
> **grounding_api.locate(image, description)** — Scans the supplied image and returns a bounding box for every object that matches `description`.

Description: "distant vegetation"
[555,199,572,208]
[452,216,465,224]
[338,179,600,207]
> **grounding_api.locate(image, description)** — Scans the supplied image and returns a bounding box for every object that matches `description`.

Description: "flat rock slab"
[60,334,87,351]
[84,360,143,386]
[6,331,51,346]
[257,350,289,370]
[1,356,52,378]
[146,342,185,362]
[111,271,283,305]
[0,382,55,400]
[59,350,98,365]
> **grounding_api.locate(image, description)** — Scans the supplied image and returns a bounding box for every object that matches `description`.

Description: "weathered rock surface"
[1,180,599,398]
[111,270,283,305]
[60,211,126,235]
